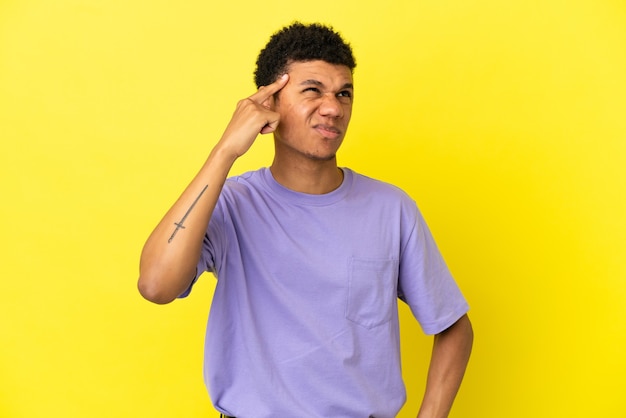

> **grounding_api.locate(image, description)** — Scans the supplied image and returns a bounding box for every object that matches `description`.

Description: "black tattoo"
[168,184,208,243]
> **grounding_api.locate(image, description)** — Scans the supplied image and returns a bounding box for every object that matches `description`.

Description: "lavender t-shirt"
[187,167,468,418]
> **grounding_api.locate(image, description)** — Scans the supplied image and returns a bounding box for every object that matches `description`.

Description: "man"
[138,22,473,418]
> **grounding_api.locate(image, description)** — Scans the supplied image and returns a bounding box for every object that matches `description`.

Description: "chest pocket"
[346,257,398,329]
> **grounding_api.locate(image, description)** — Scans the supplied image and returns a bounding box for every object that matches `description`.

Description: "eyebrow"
[299,79,354,90]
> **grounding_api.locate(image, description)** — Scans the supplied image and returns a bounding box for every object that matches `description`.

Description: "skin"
[417,314,473,418]
[137,59,472,418]
[138,72,290,304]
[269,60,354,194]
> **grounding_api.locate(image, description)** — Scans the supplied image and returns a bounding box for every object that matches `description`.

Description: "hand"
[216,74,289,159]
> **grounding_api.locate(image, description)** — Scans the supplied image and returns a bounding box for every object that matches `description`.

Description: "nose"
[318,93,343,118]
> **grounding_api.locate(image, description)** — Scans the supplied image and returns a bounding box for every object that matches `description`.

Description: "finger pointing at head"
[250,73,289,104]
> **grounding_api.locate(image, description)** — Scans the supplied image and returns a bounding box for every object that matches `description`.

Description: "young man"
[138,22,473,418]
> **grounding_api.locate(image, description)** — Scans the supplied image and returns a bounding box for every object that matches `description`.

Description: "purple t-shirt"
[187,167,468,418]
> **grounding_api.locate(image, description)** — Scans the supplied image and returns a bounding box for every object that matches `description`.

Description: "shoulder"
[346,168,415,203]
[343,168,420,223]
[222,168,265,194]
[209,169,269,214]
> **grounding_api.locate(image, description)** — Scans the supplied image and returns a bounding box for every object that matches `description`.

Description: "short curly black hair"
[254,22,356,88]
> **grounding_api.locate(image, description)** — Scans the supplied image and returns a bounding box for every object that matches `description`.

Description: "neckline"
[260,167,353,206]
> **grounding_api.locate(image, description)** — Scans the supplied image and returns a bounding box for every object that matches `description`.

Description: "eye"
[337,90,353,99]
[303,87,321,94]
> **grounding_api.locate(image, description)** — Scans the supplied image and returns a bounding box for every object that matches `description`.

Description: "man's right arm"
[137,74,289,304]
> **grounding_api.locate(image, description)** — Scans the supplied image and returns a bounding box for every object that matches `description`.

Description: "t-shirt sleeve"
[397,206,469,335]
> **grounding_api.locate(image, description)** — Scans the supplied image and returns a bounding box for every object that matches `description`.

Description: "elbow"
[137,273,179,305]
[137,259,195,304]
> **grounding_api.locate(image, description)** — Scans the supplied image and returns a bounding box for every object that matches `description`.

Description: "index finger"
[249,73,289,103]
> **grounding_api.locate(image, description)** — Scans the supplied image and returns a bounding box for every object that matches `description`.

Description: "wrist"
[209,142,240,167]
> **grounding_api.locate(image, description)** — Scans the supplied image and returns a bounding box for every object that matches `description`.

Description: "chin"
[305,152,337,162]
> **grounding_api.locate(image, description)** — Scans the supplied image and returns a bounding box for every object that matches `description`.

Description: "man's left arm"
[417,314,474,418]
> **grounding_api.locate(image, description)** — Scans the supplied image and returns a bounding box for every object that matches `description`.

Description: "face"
[270,60,354,162]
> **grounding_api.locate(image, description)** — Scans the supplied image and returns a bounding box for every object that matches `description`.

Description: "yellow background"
[2,0,625,417]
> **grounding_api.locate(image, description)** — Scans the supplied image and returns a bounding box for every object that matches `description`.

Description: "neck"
[270,157,344,195]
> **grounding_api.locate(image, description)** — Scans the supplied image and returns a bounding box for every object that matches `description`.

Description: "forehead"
[286,60,353,87]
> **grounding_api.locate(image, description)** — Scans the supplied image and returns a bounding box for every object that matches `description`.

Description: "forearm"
[137,75,289,304]
[417,314,473,418]
[138,146,237,304]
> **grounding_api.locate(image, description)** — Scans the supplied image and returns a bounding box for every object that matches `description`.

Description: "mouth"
[313,124,342,140]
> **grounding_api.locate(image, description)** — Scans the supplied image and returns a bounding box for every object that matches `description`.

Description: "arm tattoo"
[168,184,209,243]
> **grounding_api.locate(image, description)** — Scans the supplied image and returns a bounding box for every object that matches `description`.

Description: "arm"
[417,314,473,418]
[137,74,289,304]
